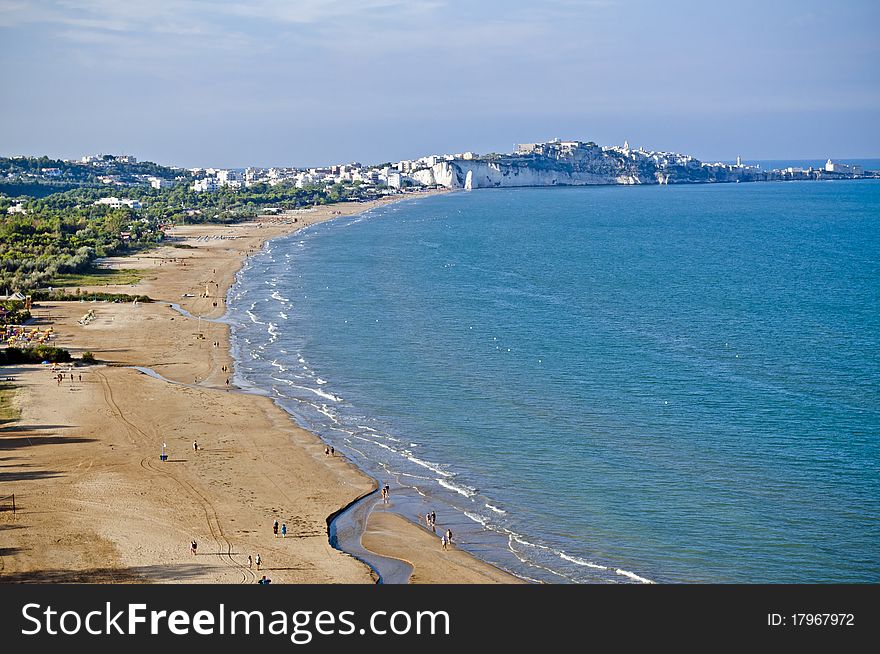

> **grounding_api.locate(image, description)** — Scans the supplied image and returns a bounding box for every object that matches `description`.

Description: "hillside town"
[3,141,875,202]
[158,143,880,191]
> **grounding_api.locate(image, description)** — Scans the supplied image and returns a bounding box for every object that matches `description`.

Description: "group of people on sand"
[191,539,266,578]
[189,516,288,582]
[424,509,454,549]
[55,372,81,385]
[323,445,335,456]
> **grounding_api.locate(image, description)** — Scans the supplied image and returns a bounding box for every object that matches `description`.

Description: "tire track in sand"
[96,370,255,583]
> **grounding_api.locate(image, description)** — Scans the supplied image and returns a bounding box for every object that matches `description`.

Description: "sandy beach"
[0,193,521,584]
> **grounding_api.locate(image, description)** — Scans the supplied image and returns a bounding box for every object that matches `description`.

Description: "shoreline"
[222,194,527,584]
[0,190,521,584]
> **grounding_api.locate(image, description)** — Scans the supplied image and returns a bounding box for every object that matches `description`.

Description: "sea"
[227,178,880,583]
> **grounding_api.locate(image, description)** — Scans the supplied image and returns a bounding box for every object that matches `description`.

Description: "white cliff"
[408,142,661,189]
[411,159,653,189]
[406,140,761,190]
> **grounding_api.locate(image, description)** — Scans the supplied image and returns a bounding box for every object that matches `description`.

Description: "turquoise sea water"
[228,180,880,583]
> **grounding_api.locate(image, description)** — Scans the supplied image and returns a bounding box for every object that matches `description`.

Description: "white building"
[387,172,403,189]
[191,178,219,193]
[94,197,142,209]
[825,159,863,175]
[216,170,243,184]
[148,176,174,189]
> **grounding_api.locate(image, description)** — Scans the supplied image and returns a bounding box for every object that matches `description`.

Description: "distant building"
[216,170,243,184]
[80,154,136,164]
[825,159,863,176]
[6,203,27,215]
[94,197,142,209]
[387,172,403,189]
[148,176,174,189]
[191,178,219,193]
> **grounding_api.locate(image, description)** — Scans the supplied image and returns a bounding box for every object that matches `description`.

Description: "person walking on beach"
[190,540,198,555]
[441,534,448,550]
[273,520,279,537]
[255,554,262,570]
[281,523,287,538]
[425,512,432,529]
[431,511,436,527]
[446,529,453,546]
[247,554,252,568]
[193,440,199,452]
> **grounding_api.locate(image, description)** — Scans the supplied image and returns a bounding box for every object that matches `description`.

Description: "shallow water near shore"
[228,182,880,583]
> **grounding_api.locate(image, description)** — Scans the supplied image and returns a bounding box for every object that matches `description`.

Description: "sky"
[1,0,878,168]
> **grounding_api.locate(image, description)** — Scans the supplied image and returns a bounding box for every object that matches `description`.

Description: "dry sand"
[0,193,521,584]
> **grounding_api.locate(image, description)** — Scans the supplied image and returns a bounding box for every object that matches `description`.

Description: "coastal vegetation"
[50,268,145,288]
[0,299,32,325]
[0,184,164,291]
[31,289,153,303]
[0,156,376,293]
[0,345,72,365]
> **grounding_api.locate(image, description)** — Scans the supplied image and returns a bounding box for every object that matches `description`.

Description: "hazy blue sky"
[1,0,878,167]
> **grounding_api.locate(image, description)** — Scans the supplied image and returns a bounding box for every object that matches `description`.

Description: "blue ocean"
[228,180,880,583]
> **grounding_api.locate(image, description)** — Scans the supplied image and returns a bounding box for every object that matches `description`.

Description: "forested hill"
[0,155,186,197]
